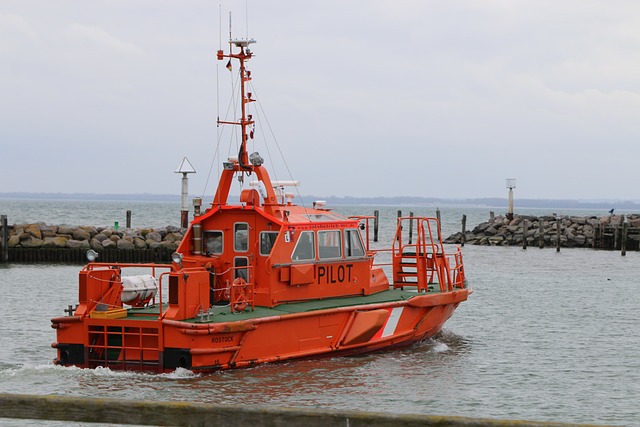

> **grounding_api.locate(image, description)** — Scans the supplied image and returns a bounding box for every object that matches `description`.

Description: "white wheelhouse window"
[260,231,279,256]
[234,223,249,252]
[318,230,342,260]
[292,231,315,262]
[205,230,224,255]
[345,228,365,257]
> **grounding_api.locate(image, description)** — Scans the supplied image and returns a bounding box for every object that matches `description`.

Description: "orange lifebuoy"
[233,277,247,286]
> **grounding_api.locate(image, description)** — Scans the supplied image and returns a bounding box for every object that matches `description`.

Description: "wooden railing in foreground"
[0,393,607,427]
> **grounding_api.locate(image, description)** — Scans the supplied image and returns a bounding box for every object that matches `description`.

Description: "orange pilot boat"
[51,36,471,373]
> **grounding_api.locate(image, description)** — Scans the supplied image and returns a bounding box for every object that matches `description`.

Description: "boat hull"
[52,289,469,373]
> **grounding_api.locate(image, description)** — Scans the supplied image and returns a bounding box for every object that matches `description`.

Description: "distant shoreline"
[1,192,639,210]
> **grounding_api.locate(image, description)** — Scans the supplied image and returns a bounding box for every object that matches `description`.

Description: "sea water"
[0,199,638,426]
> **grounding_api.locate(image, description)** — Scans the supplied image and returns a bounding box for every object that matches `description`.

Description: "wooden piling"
[556,217,561,252]
[126,210,132,228]
[621,220,628,256]
[461,214,467,247]
[436,209,442,242]
[539,218,544,249]
[409,211,414,244]
[373,210,379,242]
[1,215,8,263]
[522,219,527,250]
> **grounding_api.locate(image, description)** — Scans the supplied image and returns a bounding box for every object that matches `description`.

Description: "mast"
[213,37,279,210]
[217,38,256,170]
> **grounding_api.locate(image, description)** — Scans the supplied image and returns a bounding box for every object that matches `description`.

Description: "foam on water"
[160,367,201,380]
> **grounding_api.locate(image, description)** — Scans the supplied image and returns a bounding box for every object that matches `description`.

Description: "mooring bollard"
[1,215,8,263]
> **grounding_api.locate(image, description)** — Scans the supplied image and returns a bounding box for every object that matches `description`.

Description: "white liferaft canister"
[121,275,158,304]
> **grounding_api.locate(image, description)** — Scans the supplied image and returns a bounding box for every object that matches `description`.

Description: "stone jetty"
[1,222,184,263]
[6,223,184,251]
[445,213,640,249]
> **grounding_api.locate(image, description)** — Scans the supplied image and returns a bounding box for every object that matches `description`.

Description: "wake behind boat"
[51,35,471,373]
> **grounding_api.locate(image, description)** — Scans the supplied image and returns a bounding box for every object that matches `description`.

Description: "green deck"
[126,285,442,323]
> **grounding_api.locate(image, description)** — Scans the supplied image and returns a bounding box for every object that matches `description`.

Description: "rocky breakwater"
[445,214,640,249]
[7,223,184,252]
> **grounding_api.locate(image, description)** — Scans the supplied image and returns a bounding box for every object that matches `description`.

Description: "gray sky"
[2,1,640,200]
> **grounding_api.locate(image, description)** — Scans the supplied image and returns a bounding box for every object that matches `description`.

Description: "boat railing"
[393,216,442,256]
[156,271,172,319]
[447,246,466,290]
[348,215,375,251]
[348,214,465,292]
[390,217,464,292]
[82,262,173,315]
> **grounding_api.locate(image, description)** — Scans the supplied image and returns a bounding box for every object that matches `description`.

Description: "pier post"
[556,217,561,252]
[126,210,132,229]
[538,218,544,249]
[396,210,402,242]
[461,214,467,247]
[621,218,628,256]
[373,210,379,242]
[408,212,414,244]
[436,209,442,242]
[522,219,527,250]
[1,215,7,263]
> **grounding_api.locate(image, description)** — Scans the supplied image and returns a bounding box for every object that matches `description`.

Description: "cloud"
[1,0,640,201]
[65,23,141,54]
[0,13,40,54]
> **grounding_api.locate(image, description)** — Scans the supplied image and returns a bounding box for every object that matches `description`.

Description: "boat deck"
[126,285,442,323]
